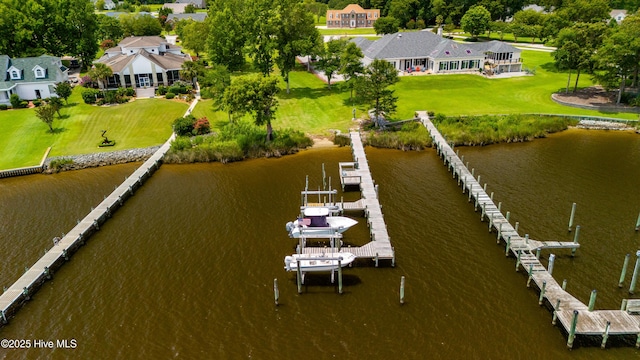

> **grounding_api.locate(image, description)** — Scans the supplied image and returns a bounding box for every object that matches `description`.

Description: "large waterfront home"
[351,31,522,74]
[94,36,191,89]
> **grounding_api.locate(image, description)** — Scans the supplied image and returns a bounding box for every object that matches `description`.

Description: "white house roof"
[96,49,189,73]
[466,40,520,55]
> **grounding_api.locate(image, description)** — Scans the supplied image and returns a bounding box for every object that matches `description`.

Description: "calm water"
[0,129,639,359]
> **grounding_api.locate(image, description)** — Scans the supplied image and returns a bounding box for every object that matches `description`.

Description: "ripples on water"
[0,130,639,359]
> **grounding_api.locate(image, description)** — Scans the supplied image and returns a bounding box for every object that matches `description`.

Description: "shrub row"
[165,121,313,164]
[81,87,135,105]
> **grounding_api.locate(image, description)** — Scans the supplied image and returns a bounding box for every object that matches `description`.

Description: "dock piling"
[515,251,521,271]
[527,264,533,287]
[621,298,628,311]
[296,262,302,294]
[619,253,631,288]
[505,236,511,257]
[538,280,547,305]
[400,276,405,304]
[567,310,579,349]
[636,211,640,231]
[548,254,556,276]
[273,278,279,306]
[568,202,577,231]
[571,225,580,257]
[601,321,611,349]
[629,250,640,294]
[0,310,6,325]
[562,279,568,290]
[588,290,597,311]
[337,260,343,294]
[515,222,519,234]
[552,299,561,325]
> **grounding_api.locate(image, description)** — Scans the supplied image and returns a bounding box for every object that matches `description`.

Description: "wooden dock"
[416,111,640,348]
[0,134,176,327]
[302,131,395,264]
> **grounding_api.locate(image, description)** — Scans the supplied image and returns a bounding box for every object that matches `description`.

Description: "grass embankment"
[164,120,313,164]
[0,87,189,169]
[434,114,576,145]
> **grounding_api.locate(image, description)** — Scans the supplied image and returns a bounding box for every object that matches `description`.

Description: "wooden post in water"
[375,253,379,267]
[588,290,597,311]
[621,298,628,311]
[515,251,521,271]
[497,222,502,242]
[636,211,640,231]
[527,264,533,287]
[471,168,475,177]
[619,253,631,287]
[629,250,640,294]
[552,299,561,325]
[601,321,611,349]
[337,260,343,294]
[506,211,510,223]
[567,310,579,349]
[488,213,493,232]
[483,183,487,192]
[400,276,406,305]
[571,225,580,257]
[568,202,577,231]
[296,262,302,294]
[515,222,519,233]
[525,233,529,244]
[548,254,556,276]
[490,192,494,202]
[505,235,511,257]
[0,310,6,325]
[562,279,568,290]
[273,278,279,306]
[481,202,486,221]
[636,333,640,348]
[538,280,547,305]
[498,201,501,213]
[477,175,481,185]
[536,248,541,260]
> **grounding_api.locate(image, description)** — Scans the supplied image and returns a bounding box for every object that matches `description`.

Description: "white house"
[94,36,191,89]
[610,9,627,23]
[0,55,68,105]
[351,31,522,75]
[163,3,189,14]
[176,0,206,8]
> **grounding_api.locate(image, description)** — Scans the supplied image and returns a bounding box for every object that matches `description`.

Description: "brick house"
[326,4,379,29]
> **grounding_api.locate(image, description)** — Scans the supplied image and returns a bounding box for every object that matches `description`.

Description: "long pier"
[0,134,176,326]
[417,111,640,348]
[301,131,395,265]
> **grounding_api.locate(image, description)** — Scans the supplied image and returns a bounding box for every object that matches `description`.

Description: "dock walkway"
[302,131,394,264]
[0,134,177,326]
[416,111,640,348]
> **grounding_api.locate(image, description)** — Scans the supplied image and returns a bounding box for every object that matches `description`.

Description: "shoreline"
[25,122,640,175]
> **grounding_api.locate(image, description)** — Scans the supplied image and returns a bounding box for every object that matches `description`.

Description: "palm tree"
[179,61,201,86]
[88,63,113,92]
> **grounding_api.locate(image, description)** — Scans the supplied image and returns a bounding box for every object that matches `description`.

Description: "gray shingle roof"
[358,31,484,60]
[167,13,207,22]
[353,31,521,63]
[0,55,67,90]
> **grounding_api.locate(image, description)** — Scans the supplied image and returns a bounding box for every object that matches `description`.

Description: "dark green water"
[0,129,639,359]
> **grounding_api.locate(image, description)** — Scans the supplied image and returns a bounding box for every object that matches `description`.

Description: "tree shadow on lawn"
[278,86,339,100]
[539,61,562,73]
[58,114,71,120]
[49,127,67,134]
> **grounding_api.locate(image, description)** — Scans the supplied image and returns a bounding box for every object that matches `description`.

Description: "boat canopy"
[303,207,330,217]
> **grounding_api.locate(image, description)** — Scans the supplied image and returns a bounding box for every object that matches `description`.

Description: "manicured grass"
[392,50,639,120]
[0,87,189,169]
[193,64,358,136]
[194,50,636,141]
[319,28,378,35]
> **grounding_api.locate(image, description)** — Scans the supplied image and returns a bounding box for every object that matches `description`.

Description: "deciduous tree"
[339,42,364,104]
[207,0,247,71]
[461,5,491,38]
[54,82,72,104]
[374,16,399,34]
[35,104,56,132]
[315,39,347,89]
[356,59,399,126]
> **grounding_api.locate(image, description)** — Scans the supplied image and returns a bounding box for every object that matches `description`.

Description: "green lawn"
[392,50,638,120]
[0,88,189,169]
[193,65,357,135]
[193,50,636,140]
[319,28,378,35]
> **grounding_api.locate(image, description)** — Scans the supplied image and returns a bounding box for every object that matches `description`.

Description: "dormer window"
[11,70,20,79]
[33,66,46,79]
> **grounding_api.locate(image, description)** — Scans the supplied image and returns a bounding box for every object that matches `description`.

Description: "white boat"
[285,207,358,238]
[284,252,356,272]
